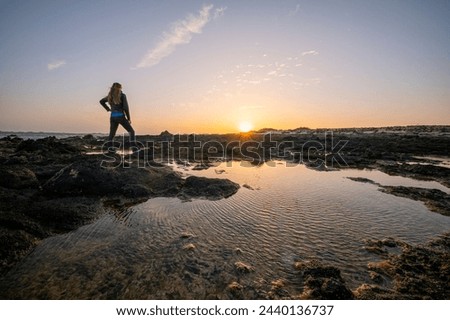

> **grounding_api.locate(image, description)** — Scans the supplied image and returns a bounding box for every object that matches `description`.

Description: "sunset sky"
[1,0,449,134]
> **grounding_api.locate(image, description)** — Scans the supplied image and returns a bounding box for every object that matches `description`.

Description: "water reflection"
[1,162,449,299]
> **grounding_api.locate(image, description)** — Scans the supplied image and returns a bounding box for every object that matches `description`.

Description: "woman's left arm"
[122,94,131,122]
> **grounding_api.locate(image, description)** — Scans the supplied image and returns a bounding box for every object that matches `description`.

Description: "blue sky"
[0,0,449,134]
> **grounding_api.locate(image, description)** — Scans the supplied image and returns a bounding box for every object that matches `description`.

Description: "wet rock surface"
[346,177,450,216]
[379,186,450,216]
[294,260,354,299]
[178,176,240,201]
[41,154,183,198]
[227,233,449,300]
[356,233,450,299]
[0,167,40,189]
[0,136,240,276]
[0,128,449,298]
[378,163,450,188]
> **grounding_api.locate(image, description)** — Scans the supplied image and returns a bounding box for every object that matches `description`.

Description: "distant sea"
[0,131,105,140]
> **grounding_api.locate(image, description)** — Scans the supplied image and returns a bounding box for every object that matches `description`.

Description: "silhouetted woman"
[100,82,135,146]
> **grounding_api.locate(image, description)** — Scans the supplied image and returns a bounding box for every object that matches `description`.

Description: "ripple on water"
[1,162,449,298]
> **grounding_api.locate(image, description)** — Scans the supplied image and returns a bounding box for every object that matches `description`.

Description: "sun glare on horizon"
[239,121,253,133]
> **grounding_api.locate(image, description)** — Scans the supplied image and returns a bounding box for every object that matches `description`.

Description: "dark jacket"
[100,93,131,121]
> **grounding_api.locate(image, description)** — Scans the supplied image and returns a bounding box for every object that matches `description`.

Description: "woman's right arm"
[99,97,110,111]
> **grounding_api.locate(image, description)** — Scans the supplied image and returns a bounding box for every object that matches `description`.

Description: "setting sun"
[238,121,253,133]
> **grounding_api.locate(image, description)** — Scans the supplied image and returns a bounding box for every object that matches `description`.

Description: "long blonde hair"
[107,82,122,105]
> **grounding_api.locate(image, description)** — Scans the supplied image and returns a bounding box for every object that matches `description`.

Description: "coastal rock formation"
[356,233,450,299]
[379,186,450,216]
[41,155,183,198]
[378,163,450,188]
[15,136,79,155]
[41,155,239,201]
[294,260,354,299]
[28,197,107,232]
[178,176,240,201]
[0,129,449,299]
[346,177,450,216]
[0,136,240,276]
[0,167,39,189]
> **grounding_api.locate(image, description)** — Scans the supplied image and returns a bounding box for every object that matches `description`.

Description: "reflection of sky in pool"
[1,162,449,299]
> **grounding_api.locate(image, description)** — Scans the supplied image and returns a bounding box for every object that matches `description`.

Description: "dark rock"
[360,233,450,299]
[378,163,450,188]
[39,152,241,202]
[346,177,377,185]
[380,186,450,216]
[1,129,446,298]
[28,197,107,232]
[347,175,449,217]
[234,261,255,273]
[353,284,399,299]
[294,260,354,299]
[159,130,173,137]
[320,278,353,299]
[16,136,79,154]
[31,164,67,183]
[0,228,39,274]
[82,134,95,140]
[41,155,184,198]
[381,237,397,247]
[0,150,241,274]
[121,184,152,197]
[192,162,213,170]
[0,135,23,143]
[179,176,240,200]
[0,166,39,189]
[0,183,67,239]
[3,155,28,165]
[7,137,81,167]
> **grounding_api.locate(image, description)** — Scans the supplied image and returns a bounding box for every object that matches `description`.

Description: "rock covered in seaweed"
[356,233,450,299]
[0,138,242,276]
[294,260,354,299]
[41,155,240,201]
[379,186,450,216]
[41,155,183,198]
[0,167,40,189]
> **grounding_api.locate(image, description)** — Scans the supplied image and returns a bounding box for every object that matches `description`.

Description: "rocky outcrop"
[41,155,183,198]
[347,177,450,216]
[0,136,240,276]
[378,163,450,188]
[1,130,448,299]
[178,176,240,201]
[0,167,40,189]
[356,233,450,299]
[380,186,450,216]
[294,260,354,299]
[41,155,239,201]
[28,197,107,232]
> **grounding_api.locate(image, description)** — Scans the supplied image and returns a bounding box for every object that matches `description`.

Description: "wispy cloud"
[134,4,226,69]
[214,6,227,19]
[288,4,301,17]
[47,60,66,71]
[302,50,319,56]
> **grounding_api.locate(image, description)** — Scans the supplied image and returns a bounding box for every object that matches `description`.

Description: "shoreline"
[0,125,450,139]
[0,130,449,299]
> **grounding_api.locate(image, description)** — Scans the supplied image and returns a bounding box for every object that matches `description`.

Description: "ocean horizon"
[2,125,450,141]
[0,131,107,140]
